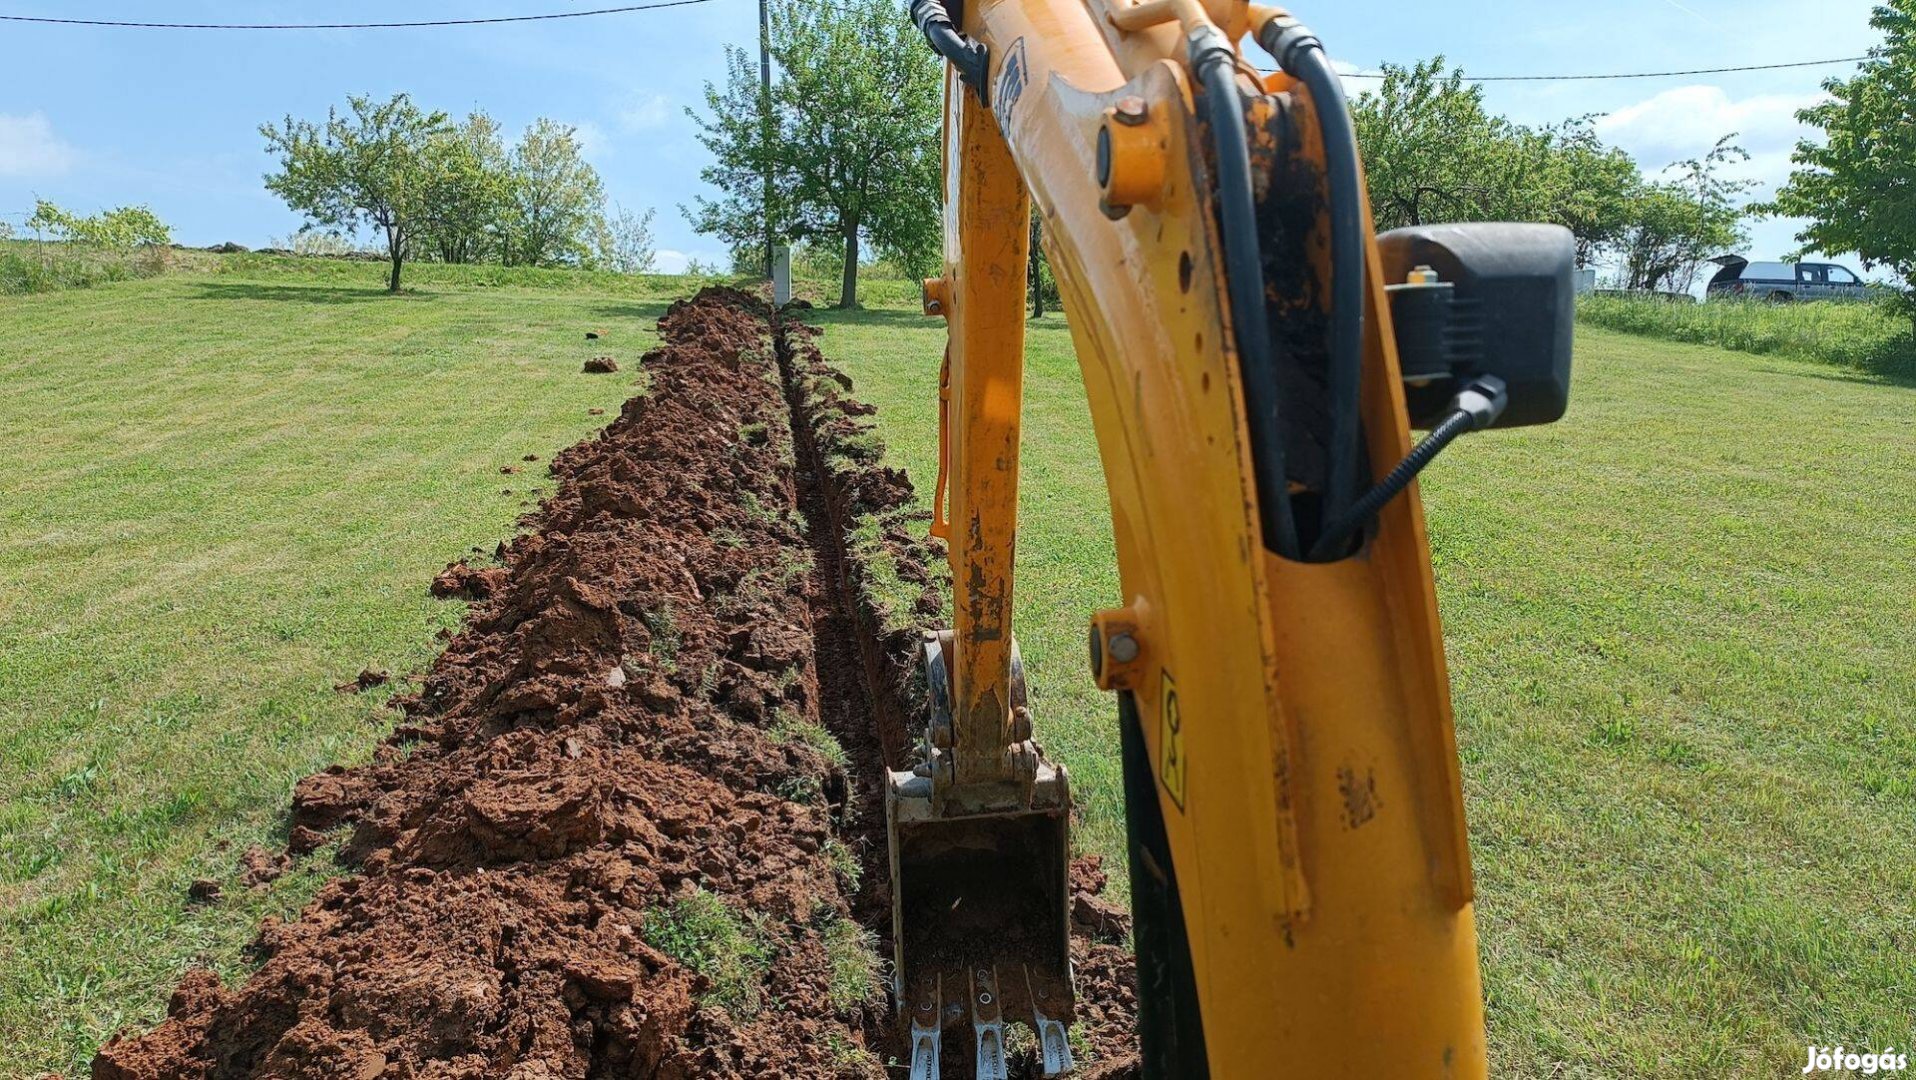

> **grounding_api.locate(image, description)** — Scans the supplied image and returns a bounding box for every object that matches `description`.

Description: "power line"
[0,0,718,30]
[0,3,1869,86]
[1291,55,1868,82]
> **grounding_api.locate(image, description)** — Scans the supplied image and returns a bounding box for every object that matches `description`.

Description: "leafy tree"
[27,200,171,249]
[1761,0,1916,332]
[1352,60,1521,230]
[686,45,791,277]
[502,119,607,267]
[688,0,941,308]
[1029,212,1061,318]
[596,205,660,273]
[420,112,511,265]
[261,93,452,292]
[1539,118,1646,267]
[1617,137,1754,293]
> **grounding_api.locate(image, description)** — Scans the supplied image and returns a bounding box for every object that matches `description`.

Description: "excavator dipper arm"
[892,1,1577,1076]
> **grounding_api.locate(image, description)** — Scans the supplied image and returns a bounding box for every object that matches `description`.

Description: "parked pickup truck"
[1707,256,1869,302]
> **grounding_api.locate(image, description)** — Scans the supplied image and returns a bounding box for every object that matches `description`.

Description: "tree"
[1761,0,1916,333]
[1029,212,1062,318]
[688,0,941,308]
[502,119,607,267]
[420,112,511,265]
[596,205,660,273]
[1352,60,1523,231]
[1617,137,1754,293]
[686,45,790,277]
[1538,118,1645,267]
[27,200,171,249]
[262,93,452,292]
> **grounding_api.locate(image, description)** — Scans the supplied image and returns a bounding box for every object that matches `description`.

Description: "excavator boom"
[890,2,1577,1076]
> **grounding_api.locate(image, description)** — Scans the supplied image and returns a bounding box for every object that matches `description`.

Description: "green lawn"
[3,258,1911,1077]
[815,307,1916,1076]
[0,260,671,1076]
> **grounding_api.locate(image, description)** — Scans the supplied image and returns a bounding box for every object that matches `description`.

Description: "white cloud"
[1593,85,1864,271]
[573,120,611,159]
[617,92,674,134]
[652,248,727,274]
[0,112,77,178]
[1595,85,1823,178]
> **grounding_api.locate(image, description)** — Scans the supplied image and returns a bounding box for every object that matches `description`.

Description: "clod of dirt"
[185,879,222,905]
[586,330,602,339]
[97,289,885,1080]
[588,407,606,416]
[523,454,540,462]
[237,844,290,889]
[582,356,619,373]
[428,561,505,601]
[332,666,390,694]
[1072,892,1131,942]
[500,465,520,475]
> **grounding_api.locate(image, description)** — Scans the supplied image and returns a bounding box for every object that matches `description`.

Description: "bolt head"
[1108,633,1140,664]
[1113,95,1149,126]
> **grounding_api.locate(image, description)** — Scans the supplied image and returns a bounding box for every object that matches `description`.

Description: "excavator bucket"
[886,632,1075,1079]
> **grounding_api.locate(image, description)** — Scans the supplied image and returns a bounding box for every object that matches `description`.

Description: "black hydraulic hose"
[1190,25,1302,561]
[910,0,989,102]
[1258,15,1365,557]
[1308,410,1472,561]
[1308,375,1507,561]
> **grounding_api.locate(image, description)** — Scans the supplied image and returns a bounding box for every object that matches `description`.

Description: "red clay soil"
[95,287,1140,1080]
[96,289,877,1079]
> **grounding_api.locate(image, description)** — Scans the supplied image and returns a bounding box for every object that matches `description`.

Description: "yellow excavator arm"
[887,1,1577,1076]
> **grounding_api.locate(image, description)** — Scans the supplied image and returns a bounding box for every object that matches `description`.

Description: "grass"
[0,256,677,1076]
[1579,291,1916,382]
[643,889,773,1018]
[813,303,1916,1076]
[0,240,210,296]
[4,254,1912,1076]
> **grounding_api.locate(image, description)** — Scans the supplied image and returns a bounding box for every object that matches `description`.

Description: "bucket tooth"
[907,975,943,1080]
[1026,964,1075,1075]
[971,965,1009,1080]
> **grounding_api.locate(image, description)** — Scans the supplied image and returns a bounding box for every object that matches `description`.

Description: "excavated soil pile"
[96,287,1140,1080]
[97,289,880,1079]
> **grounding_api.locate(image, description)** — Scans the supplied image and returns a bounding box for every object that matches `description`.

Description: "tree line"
[691,0,1916,319]
[1352,59,1755,295]
[261,93,656,292]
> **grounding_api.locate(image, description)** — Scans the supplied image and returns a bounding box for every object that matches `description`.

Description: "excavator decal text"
[1159,671,1187,811]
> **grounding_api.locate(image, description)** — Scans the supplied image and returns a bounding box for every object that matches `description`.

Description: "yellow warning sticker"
[1158,671,1186,812]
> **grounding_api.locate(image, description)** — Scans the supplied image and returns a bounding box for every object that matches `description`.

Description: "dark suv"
[1707,256,1868,302]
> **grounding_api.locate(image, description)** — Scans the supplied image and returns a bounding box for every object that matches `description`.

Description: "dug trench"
[94,287,1138,1080]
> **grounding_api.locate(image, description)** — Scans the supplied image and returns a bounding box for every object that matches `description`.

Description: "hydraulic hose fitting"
[1452,375,1510,431]
[1255,13,1323,74]
[910,0,990,105]
[1184,22,1236,80]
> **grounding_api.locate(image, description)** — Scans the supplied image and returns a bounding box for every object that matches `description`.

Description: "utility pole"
[759,0,774,279]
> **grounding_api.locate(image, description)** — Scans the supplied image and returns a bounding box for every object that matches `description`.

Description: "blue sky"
[0,0,1884,275]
